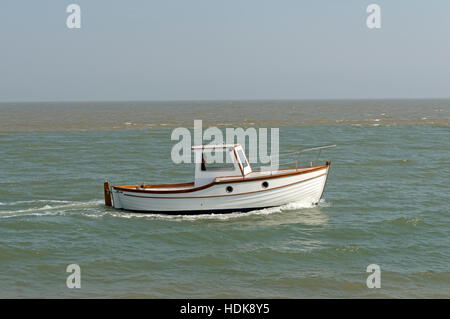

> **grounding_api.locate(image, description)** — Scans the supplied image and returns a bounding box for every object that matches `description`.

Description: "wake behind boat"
[104,144,335,214]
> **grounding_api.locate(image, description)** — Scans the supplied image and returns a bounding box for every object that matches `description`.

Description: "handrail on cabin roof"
[191,144,240,150]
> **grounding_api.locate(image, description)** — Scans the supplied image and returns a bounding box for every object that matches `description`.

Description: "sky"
[0,0,449,101]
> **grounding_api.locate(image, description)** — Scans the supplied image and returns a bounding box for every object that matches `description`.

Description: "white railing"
[266,144,336,172]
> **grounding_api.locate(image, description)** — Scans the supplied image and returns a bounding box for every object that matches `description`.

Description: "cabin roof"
[191,144,240,150]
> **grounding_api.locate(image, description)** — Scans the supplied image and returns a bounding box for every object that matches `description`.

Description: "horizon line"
[1,97,450,104]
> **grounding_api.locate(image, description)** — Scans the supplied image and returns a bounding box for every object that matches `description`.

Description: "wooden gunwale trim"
[218,164,328,184]
[252,165,321,173]
[113,163,329,195]
[122,172,327,199]
[215,165,321,180]
[117,182,194,189]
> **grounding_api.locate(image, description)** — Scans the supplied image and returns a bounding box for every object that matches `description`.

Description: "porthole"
[226,186,233,193]
[262,181,269,189]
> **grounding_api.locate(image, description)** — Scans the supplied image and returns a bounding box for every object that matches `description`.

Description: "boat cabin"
[192,144,252,187]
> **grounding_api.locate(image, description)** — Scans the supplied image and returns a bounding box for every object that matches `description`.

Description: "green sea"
[0,99,449,298]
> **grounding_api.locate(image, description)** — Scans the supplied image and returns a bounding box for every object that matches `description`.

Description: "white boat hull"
[110,165,330,214]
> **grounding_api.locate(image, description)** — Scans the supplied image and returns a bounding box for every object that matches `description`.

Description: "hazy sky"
[0,0,449,101]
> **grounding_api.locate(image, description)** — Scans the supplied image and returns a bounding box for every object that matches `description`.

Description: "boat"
[104,144,335,214]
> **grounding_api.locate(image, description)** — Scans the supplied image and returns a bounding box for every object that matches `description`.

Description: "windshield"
[237,149,248,168]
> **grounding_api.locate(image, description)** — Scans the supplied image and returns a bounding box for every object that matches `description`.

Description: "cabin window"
[201,151,235,171]
[262,181,269,188]
[237,149,248,168]
[226,186,233,193]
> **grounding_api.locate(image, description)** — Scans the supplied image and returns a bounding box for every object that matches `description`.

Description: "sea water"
[0,99,448,298]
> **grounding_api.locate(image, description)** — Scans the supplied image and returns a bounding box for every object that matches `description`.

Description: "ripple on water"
[97,199,329,224]
[0,200,104,219]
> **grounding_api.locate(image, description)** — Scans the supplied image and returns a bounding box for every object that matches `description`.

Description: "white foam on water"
[101,199,330,222]
[0,199,72,206]
[318,198,331,207]
[0,212,65,219]
[0,200,104,218]
[80,212,109,219]
[1,198,331,223]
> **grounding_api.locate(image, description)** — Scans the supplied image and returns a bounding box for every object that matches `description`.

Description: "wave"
[0,198,330,223]
[100,198,330,223]
[376,216,425,227]
[0,199,72,206]
[0,200,103,219]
